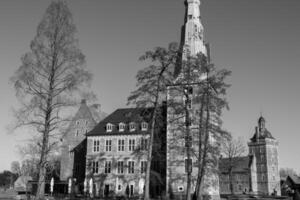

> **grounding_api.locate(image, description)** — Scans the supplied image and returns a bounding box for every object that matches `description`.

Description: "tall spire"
[182,0,207,59]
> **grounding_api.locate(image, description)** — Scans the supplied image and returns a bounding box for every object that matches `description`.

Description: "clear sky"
[0,0,299,173]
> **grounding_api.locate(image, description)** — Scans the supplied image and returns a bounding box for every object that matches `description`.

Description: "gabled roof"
[219,156,251,173]
[87,107,154,136]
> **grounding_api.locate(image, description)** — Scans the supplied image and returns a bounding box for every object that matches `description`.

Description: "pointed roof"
[250,116,274,142]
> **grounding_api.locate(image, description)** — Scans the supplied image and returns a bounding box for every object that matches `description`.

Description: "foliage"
[128,42,179,200]
[0,171,18,188]
[220,136,246,194]
[10,1,93,199]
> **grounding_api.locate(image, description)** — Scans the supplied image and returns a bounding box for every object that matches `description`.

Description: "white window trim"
[128,160,135,174]
[119,122,125,132]
[106,123,113,132]
[141,122,148,131]
[129,122,136,132]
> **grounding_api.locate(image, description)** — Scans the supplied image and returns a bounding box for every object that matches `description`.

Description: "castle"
[60,0,281,199]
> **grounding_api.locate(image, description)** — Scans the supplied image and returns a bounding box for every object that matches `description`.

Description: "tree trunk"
[229,168,234,194]
[35,56,56,200]
[144,106,157,200]
[185,95,192,200]
[194,94,205,200]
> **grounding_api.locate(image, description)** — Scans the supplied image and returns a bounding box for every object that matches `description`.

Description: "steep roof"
[87,107,154,136]
[250,128,274,142]
[219,156,251,173]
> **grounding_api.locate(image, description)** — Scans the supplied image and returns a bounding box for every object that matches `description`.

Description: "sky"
[0,0,299,173]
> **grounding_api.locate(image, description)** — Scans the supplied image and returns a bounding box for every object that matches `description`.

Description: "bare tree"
[10,1,92,199]
[128,42,179,200]
[221,136,246,194]
[11,161,22,177]
[280,168,298,179]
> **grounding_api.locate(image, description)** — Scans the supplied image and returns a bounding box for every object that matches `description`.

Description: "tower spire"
[182,0,206,58]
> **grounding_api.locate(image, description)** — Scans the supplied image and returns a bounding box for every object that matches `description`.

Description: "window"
[93,140,100,152]
[118,139,125,151]
[141,161,147,174]
[129,123,136,132]
[76,121,79,125]
[129,139,135,151]
[128,161,135,174]
[105,140,112,151]
[141,138,148,151]
[117,161,124,174]
[117,184,122,191]
[185,159,192,173]
[141,122,148,131]
[106,123,113,132]
[85,120,88,125]
[105,161,111,174]
[76,129,79,137]
[119,123,125,132]
[92,161,99,174]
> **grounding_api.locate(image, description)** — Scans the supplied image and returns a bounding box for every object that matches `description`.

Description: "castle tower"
[166,0,220,199]
[248,116,281,195]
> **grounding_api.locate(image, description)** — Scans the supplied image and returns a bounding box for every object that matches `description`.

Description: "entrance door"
[130,184,134,197]
[104,184,109,197]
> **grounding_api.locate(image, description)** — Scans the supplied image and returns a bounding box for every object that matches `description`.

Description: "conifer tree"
[11,1,92,199]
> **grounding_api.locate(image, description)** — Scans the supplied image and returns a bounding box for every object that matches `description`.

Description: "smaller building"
[219,156,256,194]
[219,116,281,196]
[283,175,300,200]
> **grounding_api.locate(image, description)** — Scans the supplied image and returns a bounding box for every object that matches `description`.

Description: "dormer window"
[106,123,113,132]
[119,123,125,132]
[141,122,148,131]
[129,122,136,132]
